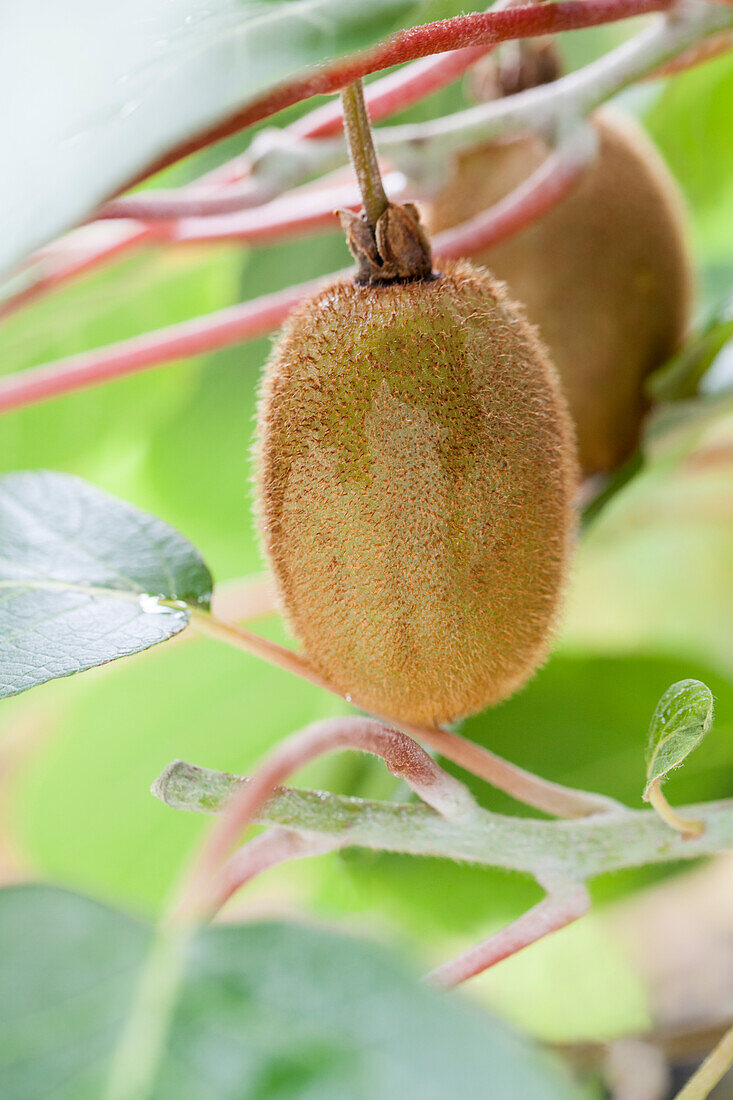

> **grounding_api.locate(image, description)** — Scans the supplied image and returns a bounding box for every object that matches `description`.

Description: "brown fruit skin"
[422,108,694,475]
[256,260,578,726]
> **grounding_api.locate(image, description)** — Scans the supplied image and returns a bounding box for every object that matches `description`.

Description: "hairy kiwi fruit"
[422,108,693,475]
[256,259,577,726]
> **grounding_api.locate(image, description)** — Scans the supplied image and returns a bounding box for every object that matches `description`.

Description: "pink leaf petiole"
[182,609,617,819]
[426,882,591,988]
[207,827,343,917]
[177,716,478,919]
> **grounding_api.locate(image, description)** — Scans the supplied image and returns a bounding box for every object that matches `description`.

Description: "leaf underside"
[0,0,429,276]
[0,471,212,698]
[0,884,583,1100]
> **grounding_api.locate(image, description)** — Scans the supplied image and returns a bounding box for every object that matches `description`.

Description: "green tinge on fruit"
[256,260,577,726]
[422,108,694,475]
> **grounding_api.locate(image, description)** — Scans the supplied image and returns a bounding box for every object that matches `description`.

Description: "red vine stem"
[0,276,328,409]
[207,827,342,916]
[0,138,591,413]
[0,228,150,322]
[122,0,672,190]
[168,174,407,246]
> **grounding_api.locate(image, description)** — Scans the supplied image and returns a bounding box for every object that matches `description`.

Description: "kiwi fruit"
[422,108,693,475]
[256,259,577,726]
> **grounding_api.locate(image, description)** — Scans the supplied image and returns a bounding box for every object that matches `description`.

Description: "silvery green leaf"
[0,471,211,698]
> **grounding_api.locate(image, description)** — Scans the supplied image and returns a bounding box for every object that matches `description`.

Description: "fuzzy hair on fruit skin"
[256,260,578,727]
[422,107,693,476]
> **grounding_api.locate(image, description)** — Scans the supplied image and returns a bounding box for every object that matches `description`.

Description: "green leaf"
[649,284,733,401]
[0,470,211,698]
[2,0,431,275]
[0,884,583,1100]
[644,679,714,796]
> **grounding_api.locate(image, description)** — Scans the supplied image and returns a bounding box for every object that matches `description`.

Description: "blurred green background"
[0,15,732,1058]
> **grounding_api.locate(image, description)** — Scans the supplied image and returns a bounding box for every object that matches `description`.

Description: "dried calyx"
[469,39,562,103]
[339,201,434,285]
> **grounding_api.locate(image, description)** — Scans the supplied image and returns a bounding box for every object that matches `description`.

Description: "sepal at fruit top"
[339,202,433,284]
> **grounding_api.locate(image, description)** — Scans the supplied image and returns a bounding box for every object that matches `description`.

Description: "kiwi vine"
[1,3,733,1099]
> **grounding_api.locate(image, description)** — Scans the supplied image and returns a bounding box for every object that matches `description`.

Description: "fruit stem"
[425,883,590,988]
[340,79,389,230]
[340,78,433,281]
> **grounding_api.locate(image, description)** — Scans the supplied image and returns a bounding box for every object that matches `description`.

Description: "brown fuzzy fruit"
[256,260,577,726]
[422,108,693,475]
